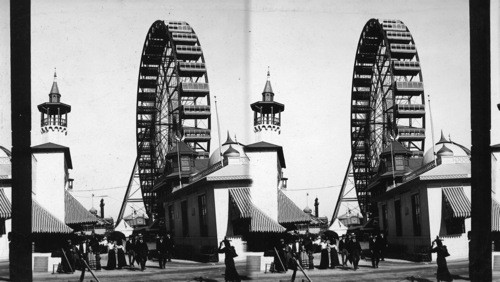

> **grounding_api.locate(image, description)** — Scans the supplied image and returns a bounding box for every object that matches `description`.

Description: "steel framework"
[334,19,426,221]
[118,21,211,224]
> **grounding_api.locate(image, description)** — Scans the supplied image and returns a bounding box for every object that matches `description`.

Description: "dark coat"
[135,240,149,258]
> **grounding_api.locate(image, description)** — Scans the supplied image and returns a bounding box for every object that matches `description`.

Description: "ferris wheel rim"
[135,20,211,219]
[349,18,426,215]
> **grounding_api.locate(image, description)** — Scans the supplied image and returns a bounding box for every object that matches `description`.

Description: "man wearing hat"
[347,234,362,270]
[338,234,349,267]
[135,234,149,271]
[126,235,136,267]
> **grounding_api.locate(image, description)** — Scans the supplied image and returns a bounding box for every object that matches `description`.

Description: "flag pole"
[427,94,437,165]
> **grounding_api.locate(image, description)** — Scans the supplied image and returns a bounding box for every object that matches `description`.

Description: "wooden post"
[469,0,492,280]
[10,0,32,281]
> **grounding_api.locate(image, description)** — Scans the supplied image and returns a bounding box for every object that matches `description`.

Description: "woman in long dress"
[106,240,117,270]
[328,239,340,268]
[430,237,453,282]
[116,240,128,269]
[318,238,329,269]
[218,238,240,282]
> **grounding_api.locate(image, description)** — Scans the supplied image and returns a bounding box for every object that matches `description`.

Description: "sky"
[0,0,499,221]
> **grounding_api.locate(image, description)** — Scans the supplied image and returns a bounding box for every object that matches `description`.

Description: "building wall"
[379,180,471,260]
[246,151,279,221]
[32,152,67,222]
[164,185,221,259]
[0,187,11,260]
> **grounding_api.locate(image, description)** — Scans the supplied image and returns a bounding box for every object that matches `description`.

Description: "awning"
[0,188,11,219]
[250,206,286,233]
[65,190,98,224]
[277,190,311,223]
[33,200,73,234]
[492,199,500,232]
[442,187,471,218]
[229,188,285,233]
[229,188,252,218]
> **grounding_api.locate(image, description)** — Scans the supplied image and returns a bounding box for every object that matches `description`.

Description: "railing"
[390,44,416,51]
[393,61,420,69]
[395,81,424,90]
[397,104,425,111]
[183,105,211,112]
[382,22,406,31]
[181,82,209,92]
[172,32,197,41]
[386,31,412,41]
[42,118,67,127]
[176,45,202,53]
[254,117,280,126]
[168,25,192,33]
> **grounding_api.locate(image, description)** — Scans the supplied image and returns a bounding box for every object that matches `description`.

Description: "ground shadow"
[451,274,470,281]
[404,276,432,282]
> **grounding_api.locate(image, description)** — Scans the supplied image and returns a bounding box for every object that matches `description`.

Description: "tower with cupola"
[250,70,285,144]
[37,71,71,146]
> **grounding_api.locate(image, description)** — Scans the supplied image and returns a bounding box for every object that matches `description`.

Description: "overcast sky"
[1,0,499,221]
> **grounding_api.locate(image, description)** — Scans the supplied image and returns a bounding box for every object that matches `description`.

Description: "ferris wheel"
[135,21,211,219]
[347,19,426,217]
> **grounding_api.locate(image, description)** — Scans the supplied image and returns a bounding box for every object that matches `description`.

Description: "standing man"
[135,235,149,271]
[165,233,175,263]
[378,232,388,261]
[157,236,167,269]
[339,235,348,267]
[126,236,136,267]
[348,235,362,270]
[369,235,381,268]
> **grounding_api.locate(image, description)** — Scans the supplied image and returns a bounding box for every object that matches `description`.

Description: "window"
[411,194,421,236]
[394,199,402,236]
[198,194,208,237]
[394,156,405,171]
[168,205,175,235]
[181,201,189,237]
[181,157,191,172]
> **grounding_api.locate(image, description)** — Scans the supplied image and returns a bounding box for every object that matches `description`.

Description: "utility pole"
[10,0,32,280]
[469,0,491,280]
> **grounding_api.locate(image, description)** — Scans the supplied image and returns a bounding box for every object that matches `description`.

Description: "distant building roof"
[32,142,73,169]
[65,190,98,224]
[245,141,286,168]
[32,199,73,234]
[278,190,311,223]
[251,206,286,233]
[0,188,11,219]
[419,163,471,180]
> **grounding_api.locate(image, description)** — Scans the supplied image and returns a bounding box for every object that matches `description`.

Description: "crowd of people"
[272,231,389,273]
[58,232,175,274]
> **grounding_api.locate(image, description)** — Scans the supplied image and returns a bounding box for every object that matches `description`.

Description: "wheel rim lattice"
[136,21,211,219]
[350,19,425,216]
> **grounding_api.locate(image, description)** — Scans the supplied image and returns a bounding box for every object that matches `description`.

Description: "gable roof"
[244,141,286,168]
[65,190,98,224]
[277,190,311,223]
[33,199,73,233]
[32,142,73,169]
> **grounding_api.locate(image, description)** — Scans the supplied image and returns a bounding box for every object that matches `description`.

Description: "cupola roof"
[222,131,236,146]
[50,70,60,95]
[436,130,450,145]
[223,145,240,158]
[262,69,274,94]
[437,144,454,157]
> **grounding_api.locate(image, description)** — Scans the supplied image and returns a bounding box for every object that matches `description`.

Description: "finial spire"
[267,66,270,81]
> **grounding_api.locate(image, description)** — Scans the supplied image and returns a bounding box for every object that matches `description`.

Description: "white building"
[0,73,96,271]
[157,72,309,266]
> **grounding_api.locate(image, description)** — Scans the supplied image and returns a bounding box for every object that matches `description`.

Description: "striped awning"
[278,190,311,223]
[33,200,73,234]
[442,187,471,218]
[250,206,286,233]
[65,190,98,224]
[492,199,500,232]
[0,188,11,219]
[229,188,285,233]
[229,188,252,218]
